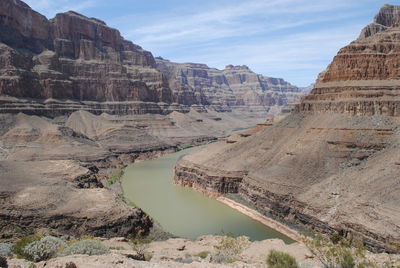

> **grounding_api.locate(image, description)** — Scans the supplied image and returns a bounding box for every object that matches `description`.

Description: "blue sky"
[24,0,398,87]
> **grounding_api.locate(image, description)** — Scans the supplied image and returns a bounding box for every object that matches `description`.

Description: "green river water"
[122,147,293,243]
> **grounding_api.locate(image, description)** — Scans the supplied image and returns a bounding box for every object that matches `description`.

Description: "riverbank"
[217,197,302,242]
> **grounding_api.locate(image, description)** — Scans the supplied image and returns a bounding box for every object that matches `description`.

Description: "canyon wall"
[156,58,303,107]
[0,0,305,117]
[174,4,400,252]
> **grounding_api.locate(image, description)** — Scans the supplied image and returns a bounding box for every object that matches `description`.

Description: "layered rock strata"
[0,0,305,118]
[0,0,171,103]
[156,58,304,107]
[359,4,400,39]
[174,5,400,252]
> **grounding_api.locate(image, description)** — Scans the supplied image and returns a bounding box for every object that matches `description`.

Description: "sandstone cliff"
[0,0,305,117]
[359,4,400,39]
[174,5,400,252]
[0,0,171,104]
[156,58,303,107]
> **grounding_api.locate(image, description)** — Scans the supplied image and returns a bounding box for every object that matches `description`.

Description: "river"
[122,147,293,243]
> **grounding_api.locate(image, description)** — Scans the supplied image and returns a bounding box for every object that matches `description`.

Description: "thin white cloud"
[24,0,95,18]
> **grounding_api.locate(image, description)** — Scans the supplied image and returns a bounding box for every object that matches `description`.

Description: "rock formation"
[174,5,400,252]
[0,0,304,117]
[156,58,303,107]
[0,0,171,104]
[359,4,400,39]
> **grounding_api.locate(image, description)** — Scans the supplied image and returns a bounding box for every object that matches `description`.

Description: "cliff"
[359,4,400,39]
[297,24,400,116]
[174,4,400,252]
[0,0,171,104]
[0,0,305,117]
[156,58,303,107]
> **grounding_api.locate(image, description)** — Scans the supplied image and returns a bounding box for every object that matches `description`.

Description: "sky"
[24,0,399,87]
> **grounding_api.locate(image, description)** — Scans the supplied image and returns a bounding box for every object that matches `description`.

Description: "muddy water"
[122,147,293,243]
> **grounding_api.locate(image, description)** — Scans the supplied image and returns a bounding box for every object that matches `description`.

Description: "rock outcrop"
[156,58,303,107]
[0,0,171,104]
[174,5,400,252]
[359,4,400,39]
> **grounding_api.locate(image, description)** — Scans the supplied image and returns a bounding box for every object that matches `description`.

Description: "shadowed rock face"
[174,5,400,252]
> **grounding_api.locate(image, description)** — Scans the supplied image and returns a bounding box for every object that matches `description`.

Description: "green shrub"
[212,235,250,263]
[59,239,109,256]
[23,236,65,262]
[129,234,152,261]
[13,234,42,259]
[340,249,355,268]
[196,251,210,259]
[266,250,298,268]
[0,243,12,257]
[107,168,123,185]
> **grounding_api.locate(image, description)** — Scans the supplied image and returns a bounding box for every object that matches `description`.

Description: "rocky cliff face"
[0,0,305,117]
[298,18,400,116]
[359,4,400,39]
[156,58,302,107]
[0,0,171,103]
[174,5,400,252]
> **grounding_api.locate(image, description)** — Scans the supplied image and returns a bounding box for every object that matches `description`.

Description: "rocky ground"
[5,235,400,268]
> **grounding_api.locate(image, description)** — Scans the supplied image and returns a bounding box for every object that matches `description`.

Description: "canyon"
[0,0,306,240]
[175,4,400,252]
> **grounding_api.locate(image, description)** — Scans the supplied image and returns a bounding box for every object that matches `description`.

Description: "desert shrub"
[23,236,65,262]
[107,168,123,185]
[266,250,298,268]
[196,251,210,259]
[0,243,12,257]
[13,234,42,259]
[129,234,152,261]
[341,249,356,268]
[212,234,250,263]
[302,232,381,268]
[59,239,109,256]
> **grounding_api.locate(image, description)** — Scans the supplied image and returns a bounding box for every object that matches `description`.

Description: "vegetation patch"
[59,239,109,257]
[23,236,65,262]
[129,234,152,261]
[13,234,42,259]
[0,243,13,257]
[107,168,124,185]
[196,250,210,259]
[212,233,250,263]
[303,232,399,268]
[266,250,298,268]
